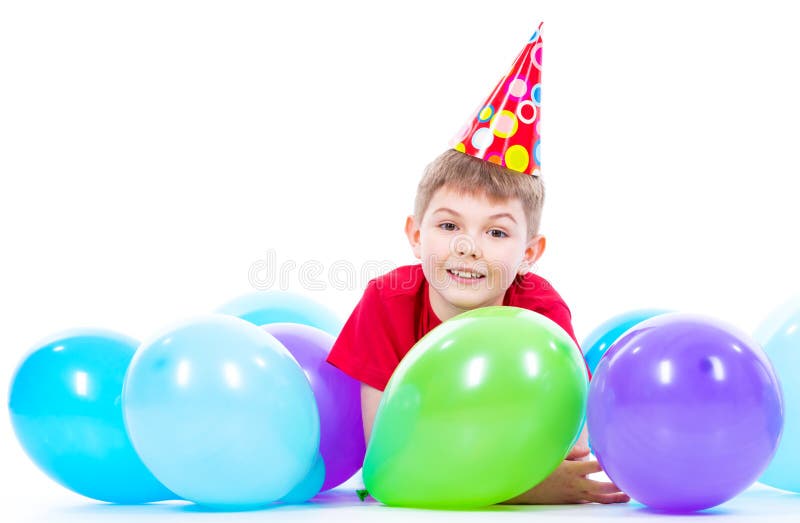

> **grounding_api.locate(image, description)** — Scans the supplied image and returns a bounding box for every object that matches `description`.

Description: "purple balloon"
[587,313,783,512]
[263,323,365,492]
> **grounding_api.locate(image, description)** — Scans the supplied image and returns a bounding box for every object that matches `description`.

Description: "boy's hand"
[501,447,631,505]
[565,443,592,461]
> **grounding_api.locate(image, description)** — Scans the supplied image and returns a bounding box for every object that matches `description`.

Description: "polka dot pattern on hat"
[452,22,543,176]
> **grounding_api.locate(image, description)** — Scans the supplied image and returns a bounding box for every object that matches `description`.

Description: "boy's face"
[405,185,546,321]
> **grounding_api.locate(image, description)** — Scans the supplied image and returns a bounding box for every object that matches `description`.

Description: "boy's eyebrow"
[432,207,517,224]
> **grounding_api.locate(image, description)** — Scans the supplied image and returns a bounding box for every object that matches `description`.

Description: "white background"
[2,0,799,520]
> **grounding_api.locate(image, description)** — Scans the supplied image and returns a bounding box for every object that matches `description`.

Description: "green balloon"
[363,306,588,508]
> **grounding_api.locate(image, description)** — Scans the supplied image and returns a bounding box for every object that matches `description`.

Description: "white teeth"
[449,269,483,279]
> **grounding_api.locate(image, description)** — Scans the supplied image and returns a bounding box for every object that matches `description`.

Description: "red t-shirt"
[326,264,587,391]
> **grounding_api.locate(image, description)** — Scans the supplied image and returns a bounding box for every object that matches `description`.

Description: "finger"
[569,459,602,475]
[585,491,631,504]
[566,445,590,460]
[581,478,626,495]
[567,445,589,456]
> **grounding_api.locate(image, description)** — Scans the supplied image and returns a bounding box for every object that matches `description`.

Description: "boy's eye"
[440,223,507,238]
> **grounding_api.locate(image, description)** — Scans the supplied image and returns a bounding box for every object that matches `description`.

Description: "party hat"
[452,22,543,176]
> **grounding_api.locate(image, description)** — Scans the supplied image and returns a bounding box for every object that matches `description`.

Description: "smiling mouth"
[447,269,485,280]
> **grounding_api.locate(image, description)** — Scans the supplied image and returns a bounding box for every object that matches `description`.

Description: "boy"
[327,23,630,505]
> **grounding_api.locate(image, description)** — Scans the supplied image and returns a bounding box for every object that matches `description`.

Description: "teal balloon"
[582,309,671,374]
[217,291,343,336]
[122,314,320,509]
[280,453,325,504]
[8,329,174,503]
[757,297,800,492]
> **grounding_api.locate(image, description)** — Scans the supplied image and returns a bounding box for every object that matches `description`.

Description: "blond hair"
[414,149,545,239]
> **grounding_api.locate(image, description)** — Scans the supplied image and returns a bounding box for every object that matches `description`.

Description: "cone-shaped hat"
[452,22,543,176]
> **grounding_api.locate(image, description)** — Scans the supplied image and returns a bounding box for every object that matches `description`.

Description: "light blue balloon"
[216,291,343,337]
[280,453,325,504]
[8,329,174,503]
[754,296,800,346]
[122,314,320,509]
[757,297,800,492]
[581,308,671,374]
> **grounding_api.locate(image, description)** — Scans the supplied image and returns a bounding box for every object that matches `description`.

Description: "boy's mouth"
[446,268,486,281]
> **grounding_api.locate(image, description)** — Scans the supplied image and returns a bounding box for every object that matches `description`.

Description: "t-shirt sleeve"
[326,281,400,391]
[543,302,592,380]
[545,303,579,347]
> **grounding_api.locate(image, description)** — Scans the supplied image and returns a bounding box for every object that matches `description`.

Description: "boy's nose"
[451,234,482,258]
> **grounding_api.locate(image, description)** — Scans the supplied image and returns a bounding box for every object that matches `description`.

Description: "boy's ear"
[519,234,546,274]
[405,215,422,260]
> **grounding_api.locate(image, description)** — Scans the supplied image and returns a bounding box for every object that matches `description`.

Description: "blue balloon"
[756,297,800,492]
[280,453,325,504]
[216,291,343,337]
[582,309,671,374]
[8,329,174,503]
[123,314,320,509]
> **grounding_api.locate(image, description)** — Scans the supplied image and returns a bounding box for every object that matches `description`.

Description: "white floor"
[4,411,798,523]
[7,470,800,523]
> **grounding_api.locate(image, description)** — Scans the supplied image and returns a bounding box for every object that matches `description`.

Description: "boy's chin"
[442,289,498,310]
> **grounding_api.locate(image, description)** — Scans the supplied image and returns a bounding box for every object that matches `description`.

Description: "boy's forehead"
[425,186,524,219]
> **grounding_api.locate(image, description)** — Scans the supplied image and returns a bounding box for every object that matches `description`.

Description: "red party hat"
[452,22,543,176]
